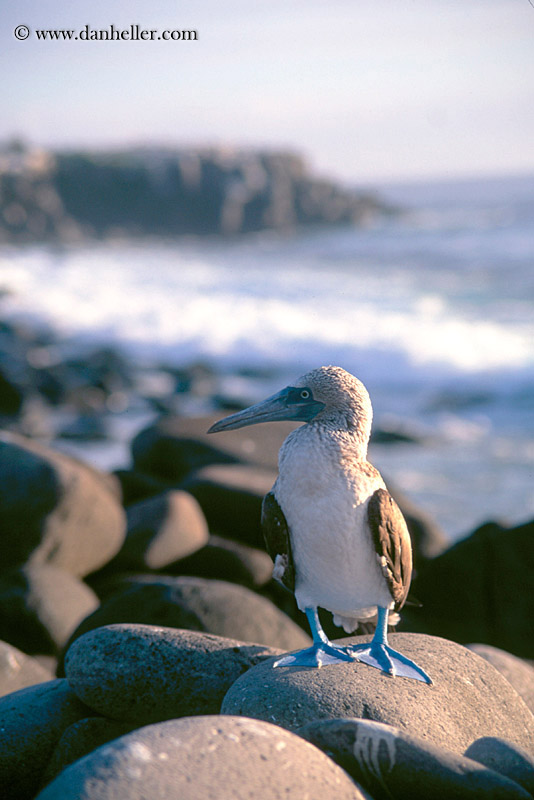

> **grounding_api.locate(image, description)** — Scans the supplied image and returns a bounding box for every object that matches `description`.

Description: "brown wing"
[261,491,295,592]
[367,488,412,611]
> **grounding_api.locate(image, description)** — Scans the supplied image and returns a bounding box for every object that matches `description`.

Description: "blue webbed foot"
[274,641,355,668]
[349,641,433,684]
[274,606,356,668]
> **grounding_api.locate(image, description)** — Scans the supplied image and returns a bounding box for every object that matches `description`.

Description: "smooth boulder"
[221,633,534,756]
[0,564,99,655]
[467,643,534,714]
[110,490,209,571]
[0,679,91,800]
[465,737,534,797]
[41,717,138,789]
[64,623,282,724]
[0,640,53,697]
[35,715,368,800]
[182,463,276,547]
[0,432,126,576]
[167,534,274,588]
[62,576,311,654]
[299,718,531,800]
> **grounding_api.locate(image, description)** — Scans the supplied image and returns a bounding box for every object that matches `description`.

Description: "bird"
[208,365,432,683]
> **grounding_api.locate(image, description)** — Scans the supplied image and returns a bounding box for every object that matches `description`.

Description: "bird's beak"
[207,387,324,433]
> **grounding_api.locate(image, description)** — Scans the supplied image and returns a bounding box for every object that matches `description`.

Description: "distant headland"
[0,140,395,243]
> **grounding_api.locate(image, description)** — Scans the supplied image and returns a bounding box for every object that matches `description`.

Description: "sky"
[2,0,534,183]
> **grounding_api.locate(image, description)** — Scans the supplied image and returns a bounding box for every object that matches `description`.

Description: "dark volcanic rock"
[401,519,534,658]
[0,640,53,697]
[131,421,242,482]
[64,624,281,724]
[0,366,24,415]
[113,468,169,506]
[110,490,209,571]
[221,633,534,756]
[129,415,297,526]
[0,431,126,576]
[168,534,274,588]
[467,643,534,714]
[0,564,99,655]
[35,715,368,800]
[0,678,91,800]
[134,414,297,472]
[182,463,276,547]
[61,576,311,656]
[299,718,531,800]
[465,737,534,797]
[41,717,138,789]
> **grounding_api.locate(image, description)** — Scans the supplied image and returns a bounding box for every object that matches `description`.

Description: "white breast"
[273,425,393,625]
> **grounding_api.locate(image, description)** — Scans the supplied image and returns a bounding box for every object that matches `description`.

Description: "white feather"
[274,422,393,624]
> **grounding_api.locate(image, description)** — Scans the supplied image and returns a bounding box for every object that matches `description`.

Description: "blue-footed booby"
[208,366,432,683]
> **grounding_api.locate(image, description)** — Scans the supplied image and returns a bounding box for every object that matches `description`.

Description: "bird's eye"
[300,389,311,400]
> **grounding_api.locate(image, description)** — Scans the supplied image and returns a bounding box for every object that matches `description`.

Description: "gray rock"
[221,633,534,756]
[299,718,531,800]
[167,534,274,588]
[132,413,296,474]
[0,640,53,697]
[35,715,369,800]
[131,420,242,482]
[465,737,534,796]
[0,678,91,800]
[64,623,282,724]
[133,414,288,548]
[0,563,99,655]
[182,463,276,547]
[467,643,534,714]
[41,717,137,789]
[0,432,126,576]
[112,490,209,571]
[402,519,534,659]
[62,575,311,654]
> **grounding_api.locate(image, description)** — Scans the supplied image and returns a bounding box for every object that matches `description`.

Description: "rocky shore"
[1,318,534,798]
[0,141,393,243]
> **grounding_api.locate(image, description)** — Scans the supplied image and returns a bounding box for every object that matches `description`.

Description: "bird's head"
[208,365,372,444]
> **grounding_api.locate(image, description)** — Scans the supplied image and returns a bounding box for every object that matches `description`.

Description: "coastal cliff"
[0,141,393,242]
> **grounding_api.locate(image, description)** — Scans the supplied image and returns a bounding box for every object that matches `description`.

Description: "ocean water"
[1,173,533,541]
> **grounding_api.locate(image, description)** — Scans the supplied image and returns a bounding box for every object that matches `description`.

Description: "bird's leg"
[273,607,355,668]
[348,607,432,684]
